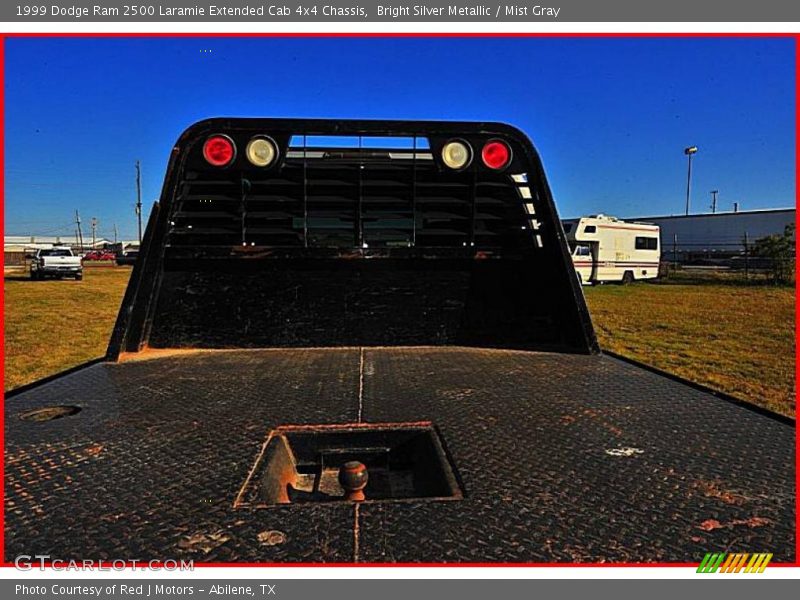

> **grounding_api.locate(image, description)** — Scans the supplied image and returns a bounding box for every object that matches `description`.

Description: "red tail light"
[203,135,236,167]
[481,140,511,170]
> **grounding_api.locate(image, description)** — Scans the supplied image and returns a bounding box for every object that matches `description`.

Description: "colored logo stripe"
[748,553,773,573]
[697,553,725,573]
[697,552,772,573]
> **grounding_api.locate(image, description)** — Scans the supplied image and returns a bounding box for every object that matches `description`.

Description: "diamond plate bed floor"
[4,347,795,563]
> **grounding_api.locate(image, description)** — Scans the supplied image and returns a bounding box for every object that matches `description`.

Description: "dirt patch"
[697,517,771,531]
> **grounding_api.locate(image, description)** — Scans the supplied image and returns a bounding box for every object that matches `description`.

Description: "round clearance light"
[246,136,279,168]
[203,135,236,167]
[441,140,472,170]
[481,140,512,170]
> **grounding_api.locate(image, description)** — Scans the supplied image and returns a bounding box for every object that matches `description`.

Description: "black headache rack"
[107,118,598,358]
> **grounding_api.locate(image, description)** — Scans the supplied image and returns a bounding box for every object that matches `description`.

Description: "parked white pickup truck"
[30,247,83,280]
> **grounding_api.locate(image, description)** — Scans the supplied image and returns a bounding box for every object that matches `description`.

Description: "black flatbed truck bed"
[4,119,794,563]
[5,348,794,563]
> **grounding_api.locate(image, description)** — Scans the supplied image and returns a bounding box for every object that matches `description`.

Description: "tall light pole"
[684,146,698,216]
[710,189,718,214]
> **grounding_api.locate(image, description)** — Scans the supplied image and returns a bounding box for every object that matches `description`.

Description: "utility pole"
[744,231,749,281]
[710,190,718,214]
[113,223,118,245]
[136,160,143,244]
[673,233,678,266]
[91,217,97,249]
[75,210,84,253]
[684,146,698,216]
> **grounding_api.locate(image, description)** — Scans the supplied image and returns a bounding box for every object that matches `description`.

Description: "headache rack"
[108,118,597,357]
[172,136,536,251]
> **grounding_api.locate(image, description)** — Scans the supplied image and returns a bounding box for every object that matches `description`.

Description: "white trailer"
[563,215,660,285]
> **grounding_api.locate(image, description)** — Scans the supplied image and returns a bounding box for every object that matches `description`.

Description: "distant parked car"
[115,249,139,266]
[30,247,83,280]
[84,250,116,261]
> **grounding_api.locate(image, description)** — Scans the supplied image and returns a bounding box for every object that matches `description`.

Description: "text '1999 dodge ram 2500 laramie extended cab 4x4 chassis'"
[29,247,83,280]
[4,119,794,564]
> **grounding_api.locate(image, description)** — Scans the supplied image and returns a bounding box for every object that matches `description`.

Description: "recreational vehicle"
[564,215,660,284]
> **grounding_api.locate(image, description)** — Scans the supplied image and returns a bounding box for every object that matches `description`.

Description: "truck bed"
[4,347,794,563]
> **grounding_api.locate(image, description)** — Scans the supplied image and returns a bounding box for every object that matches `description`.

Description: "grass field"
[4,266,131,391]
[583,280,795,417]
[3,266,795,417]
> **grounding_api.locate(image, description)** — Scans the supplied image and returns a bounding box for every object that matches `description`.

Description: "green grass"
[4,265,794,417]
[4,266,131,391]
[583,280,795,417]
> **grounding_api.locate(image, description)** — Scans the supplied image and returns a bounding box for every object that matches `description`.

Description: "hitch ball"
[338,461,368,502]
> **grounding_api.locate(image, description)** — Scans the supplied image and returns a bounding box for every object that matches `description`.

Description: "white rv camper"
[564,215,660,285]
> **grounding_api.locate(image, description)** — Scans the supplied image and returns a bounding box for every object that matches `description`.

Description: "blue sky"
[4,36,795,240]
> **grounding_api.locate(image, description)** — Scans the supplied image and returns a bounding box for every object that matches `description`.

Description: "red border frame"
[0,31,796,570]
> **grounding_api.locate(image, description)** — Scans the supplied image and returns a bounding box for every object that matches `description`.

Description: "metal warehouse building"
[3,235,123,266]
[628,208,795,260]
[565,208,795,262]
